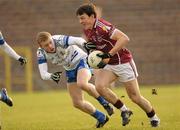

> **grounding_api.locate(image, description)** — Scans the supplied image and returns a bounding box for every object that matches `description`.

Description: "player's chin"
[83,25,89,30]
[48,49,55,53]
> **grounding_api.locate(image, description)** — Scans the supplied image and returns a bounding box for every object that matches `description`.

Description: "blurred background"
[0,0,179,92]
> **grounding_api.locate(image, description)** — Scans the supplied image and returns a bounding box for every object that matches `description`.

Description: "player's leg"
[76,60,114,116]
[67,83,109,128]
[124,79,160,127]
[0,88,13,107]
[120,60,160,127]
[94,69,132,126]
[77,68,114,116]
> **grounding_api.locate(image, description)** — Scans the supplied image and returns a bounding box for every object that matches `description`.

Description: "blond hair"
[36,32,51,44]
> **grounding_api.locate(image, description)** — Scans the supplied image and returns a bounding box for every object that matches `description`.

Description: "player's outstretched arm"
[38,63,62,84]
[0,31,27,65]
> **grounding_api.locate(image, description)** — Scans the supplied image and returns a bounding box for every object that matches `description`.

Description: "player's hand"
[18,57,27,65]
[96,52,113,68]
[51,72,62,84]
[84,42,96,53]
[96,53,112,59]
[97,61,107,68]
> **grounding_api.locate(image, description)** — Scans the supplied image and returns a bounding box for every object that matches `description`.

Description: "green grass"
[1,85,180,130]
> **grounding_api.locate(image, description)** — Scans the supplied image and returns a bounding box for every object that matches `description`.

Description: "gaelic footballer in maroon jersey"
[76,3,160,127]
[84,18,132,65]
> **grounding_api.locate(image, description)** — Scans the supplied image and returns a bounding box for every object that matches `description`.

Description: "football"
[88,50,103,69]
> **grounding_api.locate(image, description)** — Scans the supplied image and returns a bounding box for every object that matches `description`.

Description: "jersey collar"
[93,18,98,28]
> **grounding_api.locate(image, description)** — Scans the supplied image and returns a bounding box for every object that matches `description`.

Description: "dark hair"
[76,4,97,18]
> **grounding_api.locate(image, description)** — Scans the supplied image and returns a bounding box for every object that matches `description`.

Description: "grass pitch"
[1,85,180,130]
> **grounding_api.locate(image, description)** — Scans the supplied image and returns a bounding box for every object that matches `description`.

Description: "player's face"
[40,38,55,53]
[77,13,95,30]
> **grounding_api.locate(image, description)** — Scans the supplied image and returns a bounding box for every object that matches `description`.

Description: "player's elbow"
[122,35,130,46]
[124,35,130,43]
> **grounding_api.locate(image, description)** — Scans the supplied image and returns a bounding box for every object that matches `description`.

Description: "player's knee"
[72,100,83,109]
[77,82,88,90]
[95,82,106,89]
[95,85,106,95]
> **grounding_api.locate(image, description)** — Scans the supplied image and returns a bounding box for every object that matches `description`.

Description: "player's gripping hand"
[97,53,112,68]
[51,72,62,84]
[84,42,96,53]
[97,53,112,59]
[18,57,27,65]
[97,61,107,68]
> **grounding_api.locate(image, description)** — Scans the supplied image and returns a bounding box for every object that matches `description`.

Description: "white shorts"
[104,59,138,82]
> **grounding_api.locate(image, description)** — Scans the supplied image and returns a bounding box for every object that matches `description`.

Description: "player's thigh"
[77,68,91,84]
[67,83,84,102]
[123,79,141,98]
[94,69,117,87]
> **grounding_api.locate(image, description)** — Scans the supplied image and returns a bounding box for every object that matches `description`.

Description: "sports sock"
[113,99,128,111]
[92,110,105,123]
[149,114,159,121]
[146,108,155,118]
[96,96,109,106]
[120,104,128,111]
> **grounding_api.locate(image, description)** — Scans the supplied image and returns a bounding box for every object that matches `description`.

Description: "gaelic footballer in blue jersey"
[36,31,113,128]
[0,31,27,107]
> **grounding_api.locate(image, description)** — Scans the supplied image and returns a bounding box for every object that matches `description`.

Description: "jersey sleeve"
[0,42,21,60]
[52,35,69,48]
[67,36,86,47]
[52,35,86,48]
[37,48,51,80]
[0,32,5,45]
[38,62,52,80]
[37,48,47,64]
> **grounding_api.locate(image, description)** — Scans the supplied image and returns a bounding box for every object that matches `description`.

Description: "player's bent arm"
[38,63,52,80]
[109,29,130,56]
[68,36,86,47]
[0,42,21,60]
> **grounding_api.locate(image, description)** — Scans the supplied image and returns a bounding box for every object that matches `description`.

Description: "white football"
[88,50,103,69]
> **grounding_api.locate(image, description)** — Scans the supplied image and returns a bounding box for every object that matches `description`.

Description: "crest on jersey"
[102,25,111,33]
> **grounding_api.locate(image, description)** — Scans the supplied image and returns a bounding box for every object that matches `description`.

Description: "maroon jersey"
[84,18,132,65]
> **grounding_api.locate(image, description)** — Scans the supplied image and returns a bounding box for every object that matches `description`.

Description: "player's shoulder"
[95,18,114,33]
[52,35,64,40]
[96,18,113,28]
[98,18,112,25]
[37,47,45,57]
[52,34,69,45]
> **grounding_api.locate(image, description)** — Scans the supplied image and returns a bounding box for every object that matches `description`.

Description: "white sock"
[120,104,128,111]
[0,94,1,100]
[150,114,160,121]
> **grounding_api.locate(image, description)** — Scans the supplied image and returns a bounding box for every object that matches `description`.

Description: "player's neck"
[89,18,96,30]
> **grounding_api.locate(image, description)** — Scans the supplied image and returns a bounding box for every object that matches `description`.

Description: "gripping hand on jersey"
[51,72,62,84]
[18,57,27,65]
[84,42,96,53]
